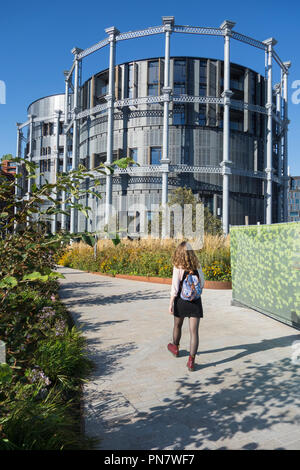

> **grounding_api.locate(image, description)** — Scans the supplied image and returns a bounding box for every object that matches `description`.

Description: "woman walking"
[168,241,205,371]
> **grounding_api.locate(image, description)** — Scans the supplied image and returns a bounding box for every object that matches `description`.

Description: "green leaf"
[22,272,43,281]
[114,157,136,169]
[48,271,65,279]
[111,233,121,246]
[81,233,96,247]
[0,276,18,289]
[0,363,13,384]
[0,212,9,218]
[87,190,101,199]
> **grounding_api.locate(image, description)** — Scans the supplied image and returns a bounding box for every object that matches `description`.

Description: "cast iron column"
[220,20,235,235]
[27,114,34,197]
[274,83,282,222]
[61,71,69,231]
[161,16,174,238]
[104,26,119,226]
[282,61,291,222]
[263,38,277,225]
[14,124,22,231]
[70,47,82,234]
[51,110,61,234]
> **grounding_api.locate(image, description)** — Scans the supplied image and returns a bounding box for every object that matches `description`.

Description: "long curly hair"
[172,241,200,271]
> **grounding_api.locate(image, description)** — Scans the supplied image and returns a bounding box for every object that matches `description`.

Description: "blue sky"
[1,0,299,174]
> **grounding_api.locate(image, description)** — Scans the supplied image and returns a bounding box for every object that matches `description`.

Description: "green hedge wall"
[230,222,300,328]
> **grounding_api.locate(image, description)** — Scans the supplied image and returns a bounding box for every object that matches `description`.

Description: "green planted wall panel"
[230,222,300,329]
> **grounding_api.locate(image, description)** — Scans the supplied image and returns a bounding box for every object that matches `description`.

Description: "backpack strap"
[178,270,188,296]
[182,271,189,282]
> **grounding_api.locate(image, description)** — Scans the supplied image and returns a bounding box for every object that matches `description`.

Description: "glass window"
[40,159,51,172]
[198,105,206,126]
[150,147,161,165]
[96,74,108,97]
[42,122,53,136]
[95,153,106,167]
[174,60,186,83]
[174,83,186,95]
[173,105,185,125]
[113,152,119,162]
[67,158,72,171]
[231,74,244,91]
[148,61,159,84]
[174,60,186,95]
[148,84,159,96]
[200,60,207,83]
[230,120,243,131]
[148,61,159,96]
[128,64,135,98]
[199,83,206,96]
[130,148,138,165]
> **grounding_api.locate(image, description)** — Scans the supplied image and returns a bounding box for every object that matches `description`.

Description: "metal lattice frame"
[116,26,165,42]
[100,164,268,181]
[231,31,266,51]
[77,39,109,60]
[173,25,224,36]
[18,17,290,235]
[72,21,287,73]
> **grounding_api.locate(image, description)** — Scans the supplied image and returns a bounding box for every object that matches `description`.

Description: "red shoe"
[187,355,195,371]
[167,343,179,357]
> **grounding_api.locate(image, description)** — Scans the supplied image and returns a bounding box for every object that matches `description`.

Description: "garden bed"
[59,236,232,284]
[89,271,232,289]
[0,280,94,450]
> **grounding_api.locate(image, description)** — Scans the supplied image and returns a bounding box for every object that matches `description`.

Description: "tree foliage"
[168,187,223,235]
[0,155,133,294]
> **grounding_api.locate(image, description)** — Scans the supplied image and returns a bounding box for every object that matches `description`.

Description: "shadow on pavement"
[198,334,300,370]
[88,334,300,450]
[59,284,169,306]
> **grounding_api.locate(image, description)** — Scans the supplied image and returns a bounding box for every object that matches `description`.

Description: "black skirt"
[174,295,203,318]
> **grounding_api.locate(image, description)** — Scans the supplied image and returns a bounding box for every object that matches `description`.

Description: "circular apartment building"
[17,18,290,235]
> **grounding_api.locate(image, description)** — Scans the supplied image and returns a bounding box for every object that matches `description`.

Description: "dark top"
[174,271,203,318]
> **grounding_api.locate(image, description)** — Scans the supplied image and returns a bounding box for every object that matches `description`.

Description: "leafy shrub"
[34,327,93,388]
[0,283,94,449]
[0,384,90,450]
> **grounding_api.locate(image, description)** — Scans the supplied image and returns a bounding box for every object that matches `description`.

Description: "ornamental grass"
[58,235,231,281]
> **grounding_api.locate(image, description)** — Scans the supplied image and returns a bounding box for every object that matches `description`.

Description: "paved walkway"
[58,267,300,450]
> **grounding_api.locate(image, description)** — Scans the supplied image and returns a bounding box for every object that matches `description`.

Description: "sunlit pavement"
[58,267,300,450]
